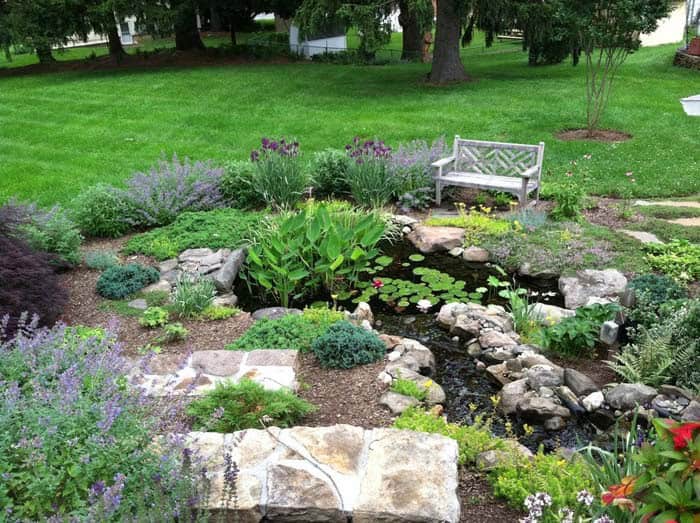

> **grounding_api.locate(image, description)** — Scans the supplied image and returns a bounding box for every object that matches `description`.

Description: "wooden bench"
[432,136,545,206]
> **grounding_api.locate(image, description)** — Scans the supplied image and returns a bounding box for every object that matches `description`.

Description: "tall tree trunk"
[429,0,468,83]
[210,6,223,32]
[36,45,55,64]
[174,2,204,51]
[230,19,237,45]
[106,23,126,60]
[399,0,423,61]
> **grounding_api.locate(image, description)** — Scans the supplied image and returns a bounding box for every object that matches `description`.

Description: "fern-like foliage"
[606,327,674,388]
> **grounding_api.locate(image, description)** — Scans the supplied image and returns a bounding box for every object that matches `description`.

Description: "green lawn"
[0,40,698,207]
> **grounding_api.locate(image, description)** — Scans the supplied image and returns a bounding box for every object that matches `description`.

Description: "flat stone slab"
[618,230,663,244]
[131,349,298,395]
[189,425,460,522]
[667,217,700,227]
[406,225,465,254]
[635,200,700,209]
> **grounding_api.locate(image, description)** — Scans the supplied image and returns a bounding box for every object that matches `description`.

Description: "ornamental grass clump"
[0,322,206,520]
[126,154,225,227]
[250,137,308,210]
[345,137,395,208]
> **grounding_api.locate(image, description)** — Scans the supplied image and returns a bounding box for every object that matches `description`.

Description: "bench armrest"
[520,165,539,179]
[431,156,455,168]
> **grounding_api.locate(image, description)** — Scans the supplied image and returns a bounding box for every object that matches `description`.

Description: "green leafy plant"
[84,250,119,271]
[123,208,262,261]
[199,305,239,321]
[158,322,188,343]
[311,320,385,369]
[426,203,512,246]
[139,306,170,328]
[228,308,343,352]
[171,276,215,319]
[607,326,675,388]
[549,179,586,221]
[309,149,351,198]
[71,184,136,237]
[244,203,387,307]
[220,159,263,209]
[186,379,315,432]
[390,378,428,401]
[629,273,687,306]
[393,406,503,465]
[644,239,700,282]
[96,263,159,300]
[539,304,618,358]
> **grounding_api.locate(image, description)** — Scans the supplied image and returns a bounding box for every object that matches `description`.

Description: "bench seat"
[438,173,539,194]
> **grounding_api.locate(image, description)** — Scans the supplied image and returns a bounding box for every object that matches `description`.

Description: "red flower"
[668,422,700,450]
[372,279,384,289]
[602,476,636,510]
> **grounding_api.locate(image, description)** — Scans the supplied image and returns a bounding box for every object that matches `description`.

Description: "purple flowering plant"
[0,318,207,521]
[126,154,225,228]
[249,137,308,209]
[344,137,396,208]
[388,137,448,211]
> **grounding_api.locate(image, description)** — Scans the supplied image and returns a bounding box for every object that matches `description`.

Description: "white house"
[63,17,139,49]
[289,24,347,57]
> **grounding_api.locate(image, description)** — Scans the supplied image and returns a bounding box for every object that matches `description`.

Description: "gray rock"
[406,225,465,254]
[527,365,563,390]
[517,397,571,421]
[476,442,533,471]
[559,269,628,309]
[518,353,560,370]
[160,269,180,284]
[479,330,517,349]
[436,302,481,328]
[481,348,516,364]
[384,368,445,404]
[212,293,238,308]
[518,262,558,279]
[499,378,530,415]
[158,258,178,273]
[544,416,566,431]
[588,408,617,429]
[462,246,490,262]
[450,316,481,338]
[599,320,619,346]
[401,338,437,375]
[142,280,172,294]
[380,391,420,414]
[178,248,214,262]
[681,400,700,421]
[354,429,460,523]
[538,387,555,398]
[467,342,482,357]
[251,307,302,321]
[392,214,419,227]
[211,248,246,292]
[505,358,523,373]
[652,394,685,416]
[448,247,464,257]
[659,385,696,401]
[582,391,604,412]
[127,298,148,310]
[530,303,575,326]
[485,363,511,386]
[605,383,657,410]
[564,368,599,397]
[555,386,585,414]
[347,302,374,326]
[192,350,244,376]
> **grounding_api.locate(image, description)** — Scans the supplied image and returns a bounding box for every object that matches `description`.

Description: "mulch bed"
[296,353,394,428]
[556,129,632,142]
[458,469,524,522]
[583,197,643,230]
[549,347,619,389]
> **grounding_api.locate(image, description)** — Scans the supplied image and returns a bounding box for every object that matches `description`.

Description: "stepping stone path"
[189,425,460,522]
[634,200,700,209]
[667,217,700,227]
[618,229,663,244]
[129,349,298,395]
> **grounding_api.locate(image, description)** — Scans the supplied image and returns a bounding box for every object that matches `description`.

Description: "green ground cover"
[0,38,697,207]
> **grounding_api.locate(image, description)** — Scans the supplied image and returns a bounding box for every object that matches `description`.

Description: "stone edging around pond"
[188,425,460,522]
[127,349,298,396]
[435,302,700,429]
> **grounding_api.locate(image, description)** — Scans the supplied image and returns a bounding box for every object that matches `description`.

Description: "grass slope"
[0,41,697,207]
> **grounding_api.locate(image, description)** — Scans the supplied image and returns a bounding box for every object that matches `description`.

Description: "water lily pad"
[375,255,393,267]
[408,254,425,262]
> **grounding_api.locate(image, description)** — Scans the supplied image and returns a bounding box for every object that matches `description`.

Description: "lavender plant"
[250,137,308,209]
[0,320,207,521]
[345,137,395,208]
[389,137,447,211]
[126,154,225,227]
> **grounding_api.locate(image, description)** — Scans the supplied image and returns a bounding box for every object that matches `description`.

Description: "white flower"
[416,299,432,313]
[576,490,594,507]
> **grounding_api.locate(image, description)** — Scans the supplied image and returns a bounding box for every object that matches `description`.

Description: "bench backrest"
[453,136,545,180]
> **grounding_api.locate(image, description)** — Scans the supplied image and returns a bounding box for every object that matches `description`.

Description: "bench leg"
[435,181,442,206]
[519,179,528,208]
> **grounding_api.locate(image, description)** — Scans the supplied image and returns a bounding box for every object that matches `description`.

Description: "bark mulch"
[458,469,524,522]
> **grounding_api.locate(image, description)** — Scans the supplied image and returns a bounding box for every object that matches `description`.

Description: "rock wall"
[190,426,461,522]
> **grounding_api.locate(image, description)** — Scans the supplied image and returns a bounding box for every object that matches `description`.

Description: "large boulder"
[251,307,302,321]
[211,248,246,292]
[530,303,575,326]
[379,391,420,414]
[526,365,563,390]
[681,400,700,421]
[558,269,628,309]
[516,397,571,421]
[564,368,599,397]
[462,246,490,262]
[499,378,530,415]
[605,383,657,410]
[406,225,465,254]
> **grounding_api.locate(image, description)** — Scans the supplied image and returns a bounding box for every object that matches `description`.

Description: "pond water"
[236,239,605,451]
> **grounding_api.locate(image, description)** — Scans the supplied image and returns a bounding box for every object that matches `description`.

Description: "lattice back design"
[455,143,538,177]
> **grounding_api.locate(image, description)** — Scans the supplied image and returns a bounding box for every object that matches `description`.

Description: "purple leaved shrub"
[0,322,207,520]
[126,154,225,227]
